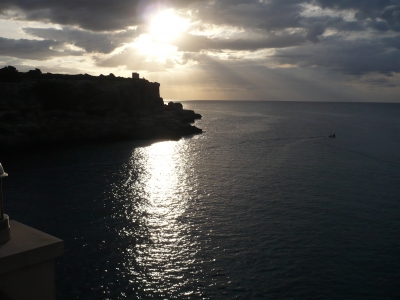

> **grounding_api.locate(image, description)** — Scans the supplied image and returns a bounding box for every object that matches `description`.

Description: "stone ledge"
[0,221,63,275]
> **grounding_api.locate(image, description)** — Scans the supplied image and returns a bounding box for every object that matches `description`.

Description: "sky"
[1,0,400,102]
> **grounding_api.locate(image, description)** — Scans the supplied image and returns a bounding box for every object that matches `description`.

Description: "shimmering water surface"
[3,101,400,299]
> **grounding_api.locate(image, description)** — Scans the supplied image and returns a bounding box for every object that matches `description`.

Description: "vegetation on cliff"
[0,66,202,153]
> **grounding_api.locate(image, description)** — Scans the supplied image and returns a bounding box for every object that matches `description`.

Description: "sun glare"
[135,35,176,60]
[150,10,189,42]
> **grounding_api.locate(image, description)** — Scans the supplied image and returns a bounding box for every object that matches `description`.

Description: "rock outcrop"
[0,66,202,153]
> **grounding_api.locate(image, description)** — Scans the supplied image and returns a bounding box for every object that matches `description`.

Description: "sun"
[149,10,190,43]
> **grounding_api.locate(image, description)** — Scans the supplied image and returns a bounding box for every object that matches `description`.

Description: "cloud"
[171,31,308,52]
[0,0,200,31]
[95,46,174,72]
[1,0,400,93]
[191,1,306,30]
[0,37,83,60]
[2,0,399,40]
[181,52,256,89]
[23,27,140,54]
[2,62,87,75]
[359,76,398,88]
[190,0,400,41]
[159,52,370,101]
[315,0,393,11]
[316,0,400,32]
[189,1,371,46]
[275,35,400,76]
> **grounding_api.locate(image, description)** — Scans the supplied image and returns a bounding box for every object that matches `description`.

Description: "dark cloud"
[315,0,394,11]
[190,1,369,45]
[275,35,400,76]
[23,27,140,53]
[0,0,200,31]
[191,1,306,30]
[0,37,82,60]
[316,0,400,32]
[380,5,400,32]
[359,76,398,87]
[383,35,400,49]
[172,32,307,52]
[304,16,366,35]
[2,0,399,36]
[189,0,400,43]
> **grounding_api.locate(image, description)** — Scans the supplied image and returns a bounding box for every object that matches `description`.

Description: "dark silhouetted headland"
[0,66,202,153]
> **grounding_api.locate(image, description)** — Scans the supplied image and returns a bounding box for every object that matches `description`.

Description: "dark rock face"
[0,66,202,153]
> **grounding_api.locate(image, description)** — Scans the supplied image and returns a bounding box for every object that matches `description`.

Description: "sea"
[2,101,400,299]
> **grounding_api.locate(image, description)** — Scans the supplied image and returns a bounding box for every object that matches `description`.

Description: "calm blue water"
[3,101,400,299]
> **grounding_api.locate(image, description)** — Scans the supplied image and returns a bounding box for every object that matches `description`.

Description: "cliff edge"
[0,66,202,153]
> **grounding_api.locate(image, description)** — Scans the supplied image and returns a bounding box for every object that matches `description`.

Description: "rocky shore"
[0,66,202,153]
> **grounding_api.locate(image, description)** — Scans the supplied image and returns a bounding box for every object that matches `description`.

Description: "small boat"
[329,134,336,138]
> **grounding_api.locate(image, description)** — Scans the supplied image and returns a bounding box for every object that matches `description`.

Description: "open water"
[3,101,400,299]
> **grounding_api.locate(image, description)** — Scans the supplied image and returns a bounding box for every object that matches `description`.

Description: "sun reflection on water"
[144,141,186,216]
[113,140,201,298]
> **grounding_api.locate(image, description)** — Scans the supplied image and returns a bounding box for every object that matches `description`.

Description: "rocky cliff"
[0,66,202,153]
